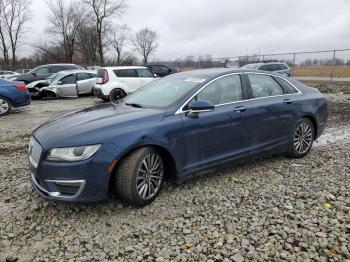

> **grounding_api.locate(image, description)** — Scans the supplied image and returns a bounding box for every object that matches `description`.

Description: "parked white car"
[93,66,157,101]
[27,70,97,99]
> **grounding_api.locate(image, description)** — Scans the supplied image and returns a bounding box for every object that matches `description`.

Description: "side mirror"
[32,72,36,77]
[57,81,62,85]
[153,73,158,77]
[188,100,214,115]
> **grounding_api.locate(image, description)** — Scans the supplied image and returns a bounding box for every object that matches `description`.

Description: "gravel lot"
[0,88,349,261]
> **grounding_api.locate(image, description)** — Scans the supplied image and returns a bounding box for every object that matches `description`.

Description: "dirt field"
[293,66,350,78]
[0,86,349,261]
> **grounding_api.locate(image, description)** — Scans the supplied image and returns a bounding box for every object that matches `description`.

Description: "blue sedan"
[28,69,328,206]
[0,78,31,116]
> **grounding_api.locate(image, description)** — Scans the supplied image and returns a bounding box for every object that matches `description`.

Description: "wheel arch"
[108,144,178,193]
[0,94,12,104]
[301,114,318,139]
[110,87,127,95]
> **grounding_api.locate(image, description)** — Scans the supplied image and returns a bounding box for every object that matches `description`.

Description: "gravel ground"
[0,89,349,261]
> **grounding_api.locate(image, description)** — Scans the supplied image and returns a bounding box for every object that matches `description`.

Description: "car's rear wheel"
[109,88,126,102]
[114,147,164,207]
[286,118,314,158]
[0,96,12,116]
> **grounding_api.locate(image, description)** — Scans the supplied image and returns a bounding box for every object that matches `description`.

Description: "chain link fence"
[162,48,350,85]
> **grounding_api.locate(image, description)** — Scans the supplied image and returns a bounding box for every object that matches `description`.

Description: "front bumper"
[29,139,117,203]
[30,173,86,199]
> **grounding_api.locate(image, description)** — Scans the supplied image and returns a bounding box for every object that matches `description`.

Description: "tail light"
[102,70,109,84]
[15,83,27,91]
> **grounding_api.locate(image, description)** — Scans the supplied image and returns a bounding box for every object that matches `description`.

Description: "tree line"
[0,0,159,70]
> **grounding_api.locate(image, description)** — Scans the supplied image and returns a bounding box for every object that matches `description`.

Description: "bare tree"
[46,0,87,63]
[77,24,99,65]
[0,0,10,68]
[132,27,158,65]
[83,0,126,65]
[2,0,30,69]
[109,24,129,65]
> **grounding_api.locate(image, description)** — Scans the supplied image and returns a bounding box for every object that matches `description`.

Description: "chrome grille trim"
[29,137,42,168]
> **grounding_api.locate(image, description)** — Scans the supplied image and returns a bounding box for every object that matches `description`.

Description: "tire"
[0,96,12,116]
[42,91,58,100]
[101,97,109,102]
[109,88,126,102]
[286,118,315,158]
[114,147,164,207]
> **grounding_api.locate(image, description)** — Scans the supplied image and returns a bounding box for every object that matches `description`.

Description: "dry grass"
[293,66,350,78]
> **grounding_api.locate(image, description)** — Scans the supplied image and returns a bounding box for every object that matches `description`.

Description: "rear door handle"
[283,99,293,104]
[233,106,247,113]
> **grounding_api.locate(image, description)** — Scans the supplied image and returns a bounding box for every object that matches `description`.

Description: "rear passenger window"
[36,67,50,74]
[115,69,138,78]
[274,77,298,94]
[190,75,242,106]
[278,64,288,70]
[247,74,284,98]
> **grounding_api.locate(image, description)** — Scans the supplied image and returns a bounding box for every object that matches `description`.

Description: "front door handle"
[283,99,293,104]
[233,106,247,113]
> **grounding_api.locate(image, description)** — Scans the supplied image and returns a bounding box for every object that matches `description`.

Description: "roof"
[245,61,288,66]
[55,70,97,75]
[168,68,291,82]
[36,63,80,67]
[101,66,147,70]
[173,68,265,78]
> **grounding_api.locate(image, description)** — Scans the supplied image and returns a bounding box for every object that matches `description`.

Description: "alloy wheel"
[136,153,163,200]
[110,90,125,102]
[293,122,313,154]
[0,98,10,115]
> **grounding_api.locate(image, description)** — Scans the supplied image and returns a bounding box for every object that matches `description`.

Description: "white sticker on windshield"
[184,77,206,83]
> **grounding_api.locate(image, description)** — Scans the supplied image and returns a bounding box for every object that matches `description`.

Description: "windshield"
[50,72,66,83]
[123,77,206,109]
[242,64,260,69]
[47,73,58,82]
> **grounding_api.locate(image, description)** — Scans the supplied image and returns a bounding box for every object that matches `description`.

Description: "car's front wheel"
[0,96,12,116]
[286,118,315,158]
[114,147,164,206]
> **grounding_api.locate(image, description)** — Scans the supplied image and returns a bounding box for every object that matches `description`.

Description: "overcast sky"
[29,0,350,61]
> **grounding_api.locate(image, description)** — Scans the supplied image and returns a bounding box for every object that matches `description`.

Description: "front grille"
[29,137,42,168]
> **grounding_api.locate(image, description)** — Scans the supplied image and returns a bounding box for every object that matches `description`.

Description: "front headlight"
[46,144,101,162]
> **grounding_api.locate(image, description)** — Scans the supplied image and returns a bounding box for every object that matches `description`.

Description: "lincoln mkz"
[28,68,328,206]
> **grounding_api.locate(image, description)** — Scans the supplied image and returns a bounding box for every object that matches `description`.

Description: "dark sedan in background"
[0,78,31,116]
[8,64,83,84]
[147,64,178,77]
[28,68,327,206]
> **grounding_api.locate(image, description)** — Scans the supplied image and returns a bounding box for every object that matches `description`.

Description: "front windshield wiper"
[125,102,144,108]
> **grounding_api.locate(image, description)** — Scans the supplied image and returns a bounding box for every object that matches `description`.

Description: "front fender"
[108,114,185,175]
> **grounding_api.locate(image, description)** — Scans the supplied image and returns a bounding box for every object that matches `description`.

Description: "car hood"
[27,79,50,88]
[33,103,165,149]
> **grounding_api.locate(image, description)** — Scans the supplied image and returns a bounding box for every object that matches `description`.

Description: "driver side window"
[60,74,76,85]
[35,67,50,75]
[187,74,242,108]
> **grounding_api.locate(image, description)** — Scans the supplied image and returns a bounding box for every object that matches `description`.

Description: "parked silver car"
[27,70,97,99]
[242,62,291,77]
